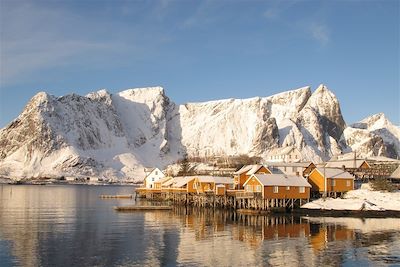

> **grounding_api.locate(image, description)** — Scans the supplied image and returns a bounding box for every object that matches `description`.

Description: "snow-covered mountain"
[341,113,400,158]
[0,84,398,180]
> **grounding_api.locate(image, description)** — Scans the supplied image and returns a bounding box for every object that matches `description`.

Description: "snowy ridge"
[0,84,398,181]
[342,113,400,158]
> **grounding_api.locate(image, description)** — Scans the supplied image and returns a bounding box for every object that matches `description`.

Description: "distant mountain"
[0,84,398,180]
[341,113,400,158]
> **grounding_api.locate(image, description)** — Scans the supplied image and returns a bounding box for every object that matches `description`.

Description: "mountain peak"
[31,91,51,103]
[315,83,328,92]
[119,86,164,96]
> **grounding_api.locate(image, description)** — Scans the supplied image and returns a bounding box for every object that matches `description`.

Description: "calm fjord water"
[0,184,399,267]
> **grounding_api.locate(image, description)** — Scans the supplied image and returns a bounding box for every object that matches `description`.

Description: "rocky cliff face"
[0,85,398,180]
[342,113,400,158]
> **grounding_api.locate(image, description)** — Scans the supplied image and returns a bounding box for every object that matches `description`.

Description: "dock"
[114,206,172,211]
[100,194,133,199]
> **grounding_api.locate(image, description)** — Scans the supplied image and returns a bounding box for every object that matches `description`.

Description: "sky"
[0,0,399,128]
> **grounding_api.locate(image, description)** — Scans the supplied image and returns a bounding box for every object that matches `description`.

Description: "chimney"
[342,165,346,171]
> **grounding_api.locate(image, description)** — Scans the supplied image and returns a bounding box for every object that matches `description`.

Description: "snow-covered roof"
[144,167,156,173]
[245,165,267,175]
[234,164,268,175]
[390,166,400,179]
[264,162,313,168]
[246,174,311,187]
[315,168,354,179]
[162,178,175,187]
[172,176,195,188]
[234,165,254,175]
[156,176,173,184]
[196,176,233,184]
[366,156,400,163]
[325,160,369,169]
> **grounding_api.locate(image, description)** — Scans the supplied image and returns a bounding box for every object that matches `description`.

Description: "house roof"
[162,178,176,187]
[245,165,268,175]
[156,176,172,184]
[246,174,311,187]
[389,166,400,179]
[172,176,195,188]
[325,160,369,169]
[196,176,233,184]
[234,165,254,175]
[264,162,313,168]
[144,167,156,173]
[144,167,164,180]
[234,164,269,175]
[314,168,354,179]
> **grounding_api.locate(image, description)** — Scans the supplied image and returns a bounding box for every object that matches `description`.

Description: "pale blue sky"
[0,0,399,128]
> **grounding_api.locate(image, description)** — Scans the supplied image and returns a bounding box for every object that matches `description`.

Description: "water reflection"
[0,185,399,267]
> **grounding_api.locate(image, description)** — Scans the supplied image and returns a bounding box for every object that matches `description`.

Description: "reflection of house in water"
[309,223,355,252]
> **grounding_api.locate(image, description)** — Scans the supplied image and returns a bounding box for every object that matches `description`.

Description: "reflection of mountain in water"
[0,185,399,266]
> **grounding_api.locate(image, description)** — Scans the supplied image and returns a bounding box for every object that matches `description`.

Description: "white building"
[267,146,302,163]
[143,168,165,189]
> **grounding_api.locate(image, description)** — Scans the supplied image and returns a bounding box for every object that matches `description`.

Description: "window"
[155,170,158,175]
[273,186,279,193]
[331,180,336,187]
[246,185,252,192]
[286,186,290,191]
[293,167,298,172]
[299,186,305,193]
[346,180,351,187]
[193,183,197,189]
[289,155,292,159]
[295,155,298,159]
[255,185,262,192]
[151,177,155,181]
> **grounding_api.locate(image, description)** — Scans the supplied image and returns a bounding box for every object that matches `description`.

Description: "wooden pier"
[114,206,172,211]
[100,194,133,199]
[136,189,308,212]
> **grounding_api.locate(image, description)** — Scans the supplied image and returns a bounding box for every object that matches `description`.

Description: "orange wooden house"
[308,168,354,196]
[167,176,233,194]
[242,174,311,199]
[233,165,271,190]
[192,176,233,194]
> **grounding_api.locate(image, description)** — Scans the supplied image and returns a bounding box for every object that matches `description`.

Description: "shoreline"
[293,208,400,218]
[228,207,400,218]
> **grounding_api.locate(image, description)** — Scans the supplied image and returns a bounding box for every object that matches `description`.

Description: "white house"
[267,146,302,163]
[143,168,165,189]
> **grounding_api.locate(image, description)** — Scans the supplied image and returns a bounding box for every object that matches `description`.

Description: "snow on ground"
[302,184,400,211]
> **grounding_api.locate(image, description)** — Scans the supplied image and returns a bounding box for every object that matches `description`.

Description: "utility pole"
[323,162,327,198]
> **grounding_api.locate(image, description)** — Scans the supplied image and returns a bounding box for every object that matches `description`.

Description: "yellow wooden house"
[168,176,233,194]
[233,164,271,190]
[242,174,311,199]
[308,168,354,196]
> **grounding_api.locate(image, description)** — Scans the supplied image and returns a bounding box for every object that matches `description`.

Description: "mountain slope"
[0,85,398,180]
[342,113,400,158]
